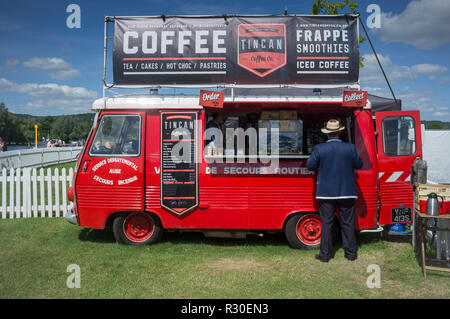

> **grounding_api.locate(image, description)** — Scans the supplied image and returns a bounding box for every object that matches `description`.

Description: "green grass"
[44,161,76,171]
[0,218,448,299]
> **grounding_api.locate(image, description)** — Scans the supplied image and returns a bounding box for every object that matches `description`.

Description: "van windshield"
[89,114,141,156]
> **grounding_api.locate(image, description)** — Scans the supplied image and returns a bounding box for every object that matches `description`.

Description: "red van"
[66,88,422,248]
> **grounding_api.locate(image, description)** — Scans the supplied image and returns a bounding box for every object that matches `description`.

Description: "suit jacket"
[206,120,220,141]
[306,138,363,199]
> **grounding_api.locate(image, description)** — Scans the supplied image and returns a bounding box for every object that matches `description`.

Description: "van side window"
[89,114,141,156]
[382,116,416,156]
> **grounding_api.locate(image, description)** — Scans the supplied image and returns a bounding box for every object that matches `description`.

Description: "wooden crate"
[415,184,450,199]
[414,183,450,278]
[415,184,450,214]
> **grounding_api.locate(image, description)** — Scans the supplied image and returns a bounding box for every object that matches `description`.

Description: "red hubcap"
[296,214,322,245]
[123,213,154,242]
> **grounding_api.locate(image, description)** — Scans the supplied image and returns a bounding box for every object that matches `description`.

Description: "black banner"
[113,15,359,86]
[160,112,198,215]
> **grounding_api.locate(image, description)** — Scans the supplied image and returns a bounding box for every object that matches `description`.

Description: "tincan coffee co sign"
[237,24,287,78]
[113,15,359,86]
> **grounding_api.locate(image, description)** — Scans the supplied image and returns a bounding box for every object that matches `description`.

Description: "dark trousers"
[318,198,357,259]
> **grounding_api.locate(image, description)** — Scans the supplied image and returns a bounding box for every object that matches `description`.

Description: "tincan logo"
[237,24,287,78]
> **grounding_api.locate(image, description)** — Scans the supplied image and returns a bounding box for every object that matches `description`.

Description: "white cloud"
[360,54,449,85]
[22,57,81,80]
[360,54,416,85]
[411,64,448,80]
[6,58,19,68]
[24,100,45,108]
[48,69,81,81]
[438,76,450,84]
[0,78,16,91]
[372,0,450,49]
[431,111,449,117]
[411,64,448,75]
[361,85,449,120]
[12,82,98,100]
[23,57,72,70]
[0,78,99,113]
[395,86,434,110]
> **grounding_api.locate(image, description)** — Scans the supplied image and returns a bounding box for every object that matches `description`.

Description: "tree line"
[0,102,94,145]
[421,121,450,130]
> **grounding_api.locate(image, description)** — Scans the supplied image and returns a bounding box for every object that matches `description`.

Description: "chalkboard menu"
[160,112,198,215]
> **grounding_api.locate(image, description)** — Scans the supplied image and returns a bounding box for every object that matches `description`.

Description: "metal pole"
[34,125,38,149]
[103,16,109,107]
[359,17,398,104]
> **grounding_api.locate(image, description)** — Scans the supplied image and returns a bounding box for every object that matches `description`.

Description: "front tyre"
[285,213,322,249]
[113,212,162,245]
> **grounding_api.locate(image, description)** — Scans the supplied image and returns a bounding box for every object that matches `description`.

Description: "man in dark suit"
[306,119,363,262]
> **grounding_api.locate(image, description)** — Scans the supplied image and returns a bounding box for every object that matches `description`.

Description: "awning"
[367,93,402,112]
[223,87,401,112]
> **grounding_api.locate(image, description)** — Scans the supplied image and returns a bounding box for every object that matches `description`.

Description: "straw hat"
[321,119,345,134]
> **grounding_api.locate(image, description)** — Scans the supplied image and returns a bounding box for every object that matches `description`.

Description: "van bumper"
[65,208,78,225]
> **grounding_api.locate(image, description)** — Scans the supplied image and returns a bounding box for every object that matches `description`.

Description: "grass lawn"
[0,217,448,299]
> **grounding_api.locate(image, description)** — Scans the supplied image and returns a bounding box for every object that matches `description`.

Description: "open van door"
[375,111,422,225]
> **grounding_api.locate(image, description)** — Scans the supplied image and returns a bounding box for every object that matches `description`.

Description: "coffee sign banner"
[113,15,359,86]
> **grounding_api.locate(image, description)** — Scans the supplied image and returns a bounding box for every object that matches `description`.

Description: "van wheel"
[285,213,322,249]
[113,212,162,245]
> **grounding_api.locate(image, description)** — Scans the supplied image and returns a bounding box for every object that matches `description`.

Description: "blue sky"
[0,0,449,120]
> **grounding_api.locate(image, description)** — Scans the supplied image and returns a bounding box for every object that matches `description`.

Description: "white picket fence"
[0,167,74,219]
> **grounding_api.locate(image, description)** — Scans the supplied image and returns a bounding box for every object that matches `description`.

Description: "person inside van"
[205,113,227,155]
[206,112,227,140]
[206,113,227,155]
[0,137,7,152]
[237,116,251,155]
[104,139,116,153]
[129,140,139,155]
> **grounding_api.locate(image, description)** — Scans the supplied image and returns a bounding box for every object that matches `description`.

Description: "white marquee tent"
[422,129,450,184]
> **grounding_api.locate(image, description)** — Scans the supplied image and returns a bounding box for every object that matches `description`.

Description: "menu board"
[160,112,198,215]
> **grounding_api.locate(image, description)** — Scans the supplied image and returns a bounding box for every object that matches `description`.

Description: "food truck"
[65,14,423,248]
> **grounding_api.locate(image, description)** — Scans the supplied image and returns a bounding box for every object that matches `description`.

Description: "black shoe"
[344,254,357,261]
[315,254,330,263]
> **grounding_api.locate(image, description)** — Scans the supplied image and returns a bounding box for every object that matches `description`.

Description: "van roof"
[92,87,366,110]
[92,94,204,110]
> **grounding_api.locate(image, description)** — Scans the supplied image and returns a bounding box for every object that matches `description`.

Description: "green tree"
[310,0,365,67]
[39,116,54,140]
[52,116,71,142]
[0,102,24,144]
[311,0,359,14]
[20,118,37,146]
[0,102,12,141]
[0,103,94,145]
